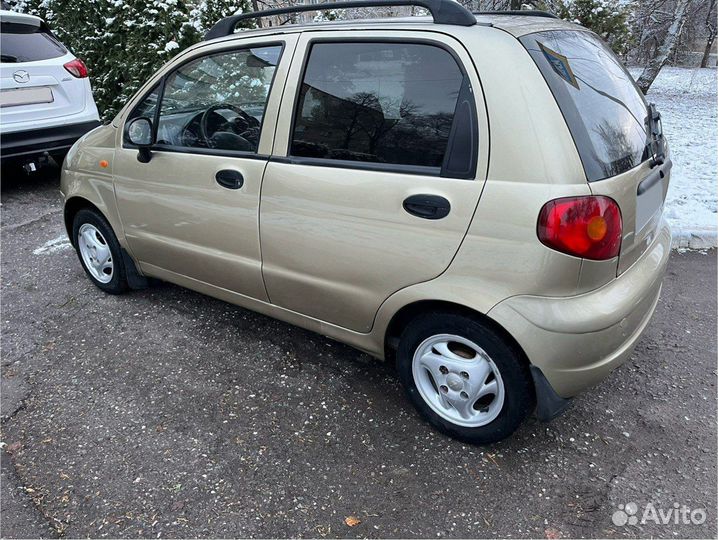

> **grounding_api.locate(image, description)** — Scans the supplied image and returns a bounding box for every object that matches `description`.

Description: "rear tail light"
[63,58,88,78]
[537,196,622,260]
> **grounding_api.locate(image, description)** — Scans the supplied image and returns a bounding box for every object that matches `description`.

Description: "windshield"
[521,30,649,181]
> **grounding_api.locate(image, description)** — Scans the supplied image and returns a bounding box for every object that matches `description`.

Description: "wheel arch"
[64,197,106,246]
[383,299,530,367]
[64,196,148,289]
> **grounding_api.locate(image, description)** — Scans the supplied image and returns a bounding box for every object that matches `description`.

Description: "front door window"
[128,45,282,153]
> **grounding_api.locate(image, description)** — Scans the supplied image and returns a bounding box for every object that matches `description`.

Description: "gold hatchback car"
[61,0,672,444]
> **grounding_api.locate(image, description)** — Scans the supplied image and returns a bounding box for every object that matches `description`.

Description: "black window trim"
[123,40,286,159]
[269,155,441,177]
[285,36,479,180]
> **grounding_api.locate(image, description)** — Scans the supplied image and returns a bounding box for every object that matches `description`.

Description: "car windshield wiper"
[646,102,666,167]
[0,54,19,63]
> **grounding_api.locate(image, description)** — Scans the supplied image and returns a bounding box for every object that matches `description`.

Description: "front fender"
[61,124,126,246]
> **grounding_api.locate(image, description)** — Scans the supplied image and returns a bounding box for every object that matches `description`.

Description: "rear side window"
[290,41,475,175]
[521,31,649,181]
[0,22,67,63]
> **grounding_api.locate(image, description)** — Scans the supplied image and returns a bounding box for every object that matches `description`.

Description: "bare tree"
[251,0,262,27]
[700,0,717,66]
[635,0,692,94]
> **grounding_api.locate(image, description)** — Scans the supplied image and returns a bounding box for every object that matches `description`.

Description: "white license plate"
[636,171,666,232]
[0,86,53,107]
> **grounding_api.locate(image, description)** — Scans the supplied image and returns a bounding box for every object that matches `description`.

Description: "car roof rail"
[204,0,477,40]
[474,9,559,19]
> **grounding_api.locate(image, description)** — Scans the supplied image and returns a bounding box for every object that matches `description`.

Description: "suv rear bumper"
[1,120,101,161]
[489,218,671,398]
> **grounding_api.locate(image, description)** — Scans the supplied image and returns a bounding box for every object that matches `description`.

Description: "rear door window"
[0,22,67,63]
[290,41,475,176]
[521,30,649,181]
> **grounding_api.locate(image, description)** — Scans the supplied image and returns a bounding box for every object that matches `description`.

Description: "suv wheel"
[396,313,535,444]
[72,208,128,294]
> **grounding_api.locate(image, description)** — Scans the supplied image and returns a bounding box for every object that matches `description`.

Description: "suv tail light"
[537,196,622,260]
[63,58,88,78]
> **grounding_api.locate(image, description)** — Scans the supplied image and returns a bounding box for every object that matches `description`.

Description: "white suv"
[0,9,100,169]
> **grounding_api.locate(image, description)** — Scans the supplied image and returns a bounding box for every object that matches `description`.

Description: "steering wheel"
[200,103,259,148]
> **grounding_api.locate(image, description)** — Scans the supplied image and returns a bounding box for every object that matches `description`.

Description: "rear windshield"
[0,22,67,63]
[521,30,649,181]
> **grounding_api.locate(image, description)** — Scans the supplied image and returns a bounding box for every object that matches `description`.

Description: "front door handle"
[216,169,244,190]
[403,194,451,220]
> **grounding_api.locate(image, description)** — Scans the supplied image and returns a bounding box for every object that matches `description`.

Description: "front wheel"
[72,208,128,294]
[396,313,535,445]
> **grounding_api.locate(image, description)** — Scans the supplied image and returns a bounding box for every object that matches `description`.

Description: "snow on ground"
[630,67,717,247]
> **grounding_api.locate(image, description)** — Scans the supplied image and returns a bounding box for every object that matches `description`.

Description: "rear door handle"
[215,169,244,189]
[403,194,451,220]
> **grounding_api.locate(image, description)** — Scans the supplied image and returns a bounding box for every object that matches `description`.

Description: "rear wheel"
[396,312,535,444]
[72,208,128,294]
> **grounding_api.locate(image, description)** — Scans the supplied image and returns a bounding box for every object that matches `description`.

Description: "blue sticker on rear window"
[538,42,579,89]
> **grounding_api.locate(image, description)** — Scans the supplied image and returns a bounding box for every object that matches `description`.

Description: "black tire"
[396,312,535,445]
[72,208,129,294]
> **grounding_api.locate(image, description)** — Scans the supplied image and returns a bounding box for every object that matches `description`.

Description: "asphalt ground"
[1,165,716,538]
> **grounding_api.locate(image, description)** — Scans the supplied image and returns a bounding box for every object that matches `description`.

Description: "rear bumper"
[0,120,101,161]
[489,218,671,398]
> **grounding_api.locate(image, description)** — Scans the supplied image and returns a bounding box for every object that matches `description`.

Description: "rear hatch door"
[589,156,671,273]
[521,30,670,274]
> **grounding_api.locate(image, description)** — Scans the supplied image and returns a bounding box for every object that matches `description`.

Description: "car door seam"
[260,34,301,304]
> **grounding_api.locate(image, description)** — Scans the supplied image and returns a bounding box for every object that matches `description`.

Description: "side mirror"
[127,117,153,163]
